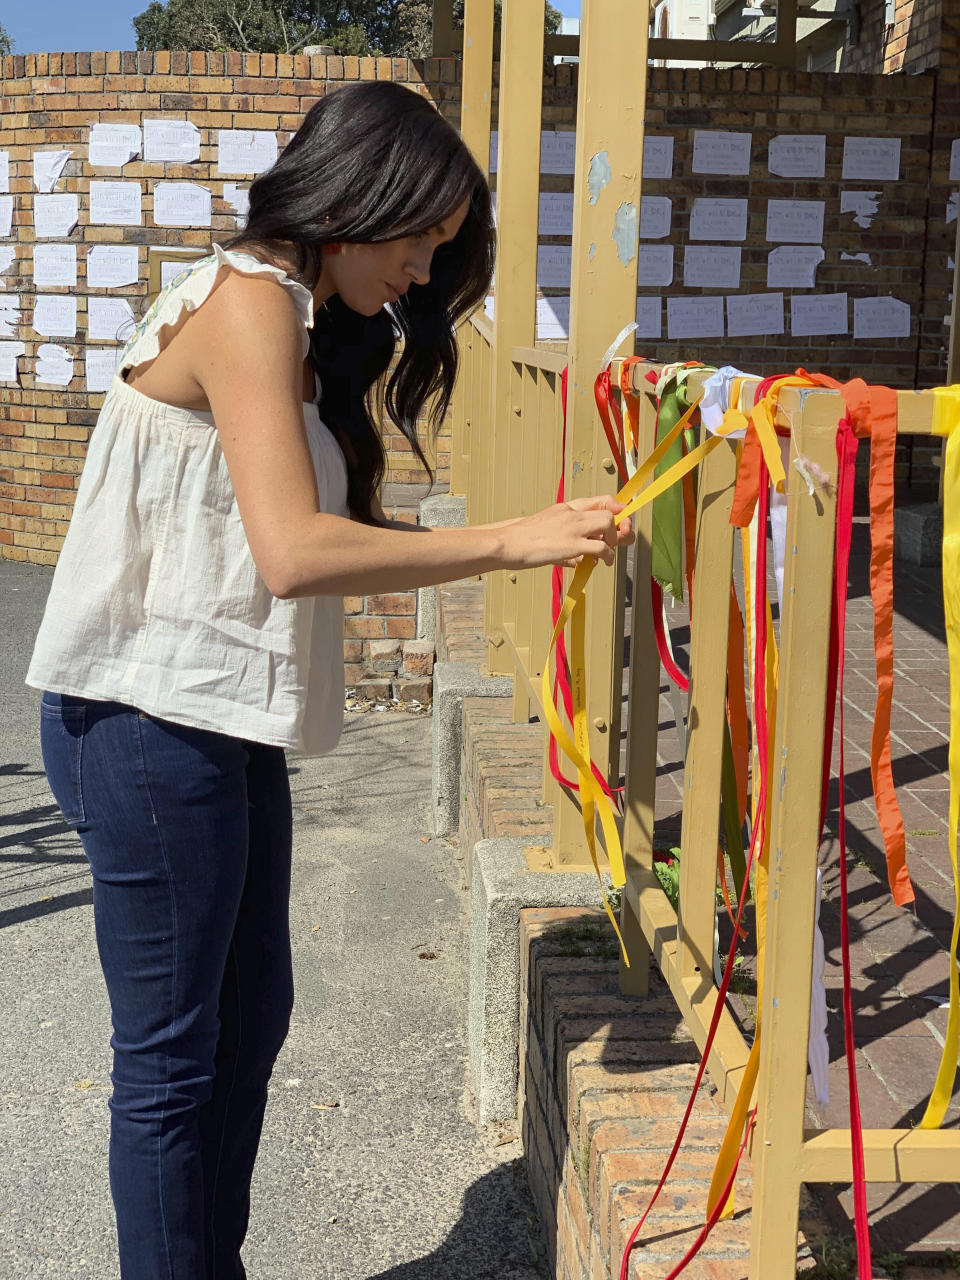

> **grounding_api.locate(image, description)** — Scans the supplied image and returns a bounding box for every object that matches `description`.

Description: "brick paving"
[439,519,960,1267]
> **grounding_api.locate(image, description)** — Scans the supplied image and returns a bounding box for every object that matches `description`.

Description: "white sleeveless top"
[26,245,350,756]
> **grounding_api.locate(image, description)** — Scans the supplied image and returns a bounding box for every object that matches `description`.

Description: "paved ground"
[0,558,547,1280]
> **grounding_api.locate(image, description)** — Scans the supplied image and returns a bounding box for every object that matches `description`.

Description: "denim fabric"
[40,692,294,1280]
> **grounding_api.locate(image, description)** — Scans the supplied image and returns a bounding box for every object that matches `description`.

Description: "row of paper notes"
[488,130,960,182]
[535,242,868,290]
[0,341,119,390]
[0,295,137,339]
[0,130,275,188]
[504,192,913,243]
[484,293,912,342]
[0,183,250,238]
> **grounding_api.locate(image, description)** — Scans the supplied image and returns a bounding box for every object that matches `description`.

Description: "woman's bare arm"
[189,272,631,599]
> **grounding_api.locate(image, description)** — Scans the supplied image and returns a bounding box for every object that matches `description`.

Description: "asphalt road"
[0,557,546,1280]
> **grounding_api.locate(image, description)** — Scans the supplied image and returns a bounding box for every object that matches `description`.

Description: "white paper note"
[637,244,674,287]
[85,346,120,392]
[692,130,752,176]
[161,259,200,288]
[841,251,873,266]
[635,296,662,340]
[840,190,881,228]
[639,195,672,240]
[667,296,724,340]
[727,292,784,338]
[766,245,825,288]
[35,342,74,386]
[791,292,848,337]
[153,182,211,228]
[144,118,201,164]
[0,246,14,278]
[34,193,79,238]
[643,135,674,181]
[89,122,142,168]
[949,192,958,226]
[0,340,25,382]
[88,296,137,342]
[89,181,142,226]
[536,245,571,288]
[683,245,741,289]
[87,244,140,289]
[0,296,20,337]
[768,134,826,179]
[33,150,71,193]
[539,131,576,175]
[766,199,825,244]
[689,198,748,242]
[538,192,574,237]
[952,139,960,183]
[33,243,77,288]
[33,295,77,337]
[223,183,250,226]
[487,131,577,175]
[853,295,911,339]
[842,136,901,182]
[217,129,278,176]
[0,153,8,194]
[0,196,13,238]
[536,295,569,340]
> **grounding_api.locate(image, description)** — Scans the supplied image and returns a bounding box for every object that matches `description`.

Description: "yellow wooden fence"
[449,1,960,1275]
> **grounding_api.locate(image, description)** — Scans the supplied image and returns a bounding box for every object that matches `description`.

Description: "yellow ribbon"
[543,394,718,962]
[920,388,960,1127]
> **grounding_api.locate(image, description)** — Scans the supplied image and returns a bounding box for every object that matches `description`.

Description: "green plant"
[874,1252,906,1280]
[808,1233,857,1280]
[653,849,682,911]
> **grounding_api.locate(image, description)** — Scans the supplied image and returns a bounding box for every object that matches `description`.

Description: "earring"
[322,242,341,255]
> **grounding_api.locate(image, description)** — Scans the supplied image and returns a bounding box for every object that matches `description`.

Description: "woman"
[27,82,632,1279]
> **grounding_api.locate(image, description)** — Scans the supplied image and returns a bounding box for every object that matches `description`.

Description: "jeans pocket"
[40,692,87,827]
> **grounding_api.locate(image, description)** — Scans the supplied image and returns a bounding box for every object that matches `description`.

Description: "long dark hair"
[225,82,495,523]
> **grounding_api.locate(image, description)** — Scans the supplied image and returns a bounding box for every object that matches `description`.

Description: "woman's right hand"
[498,495,635,571]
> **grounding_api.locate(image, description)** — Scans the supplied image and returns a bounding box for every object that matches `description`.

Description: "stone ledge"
[468,839,615,1124]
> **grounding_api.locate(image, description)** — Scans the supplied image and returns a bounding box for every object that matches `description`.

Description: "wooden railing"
[450,2,960,1274]
[451,343,960,1272]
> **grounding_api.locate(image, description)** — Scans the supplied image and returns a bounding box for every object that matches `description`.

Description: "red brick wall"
[2,50,958,628]
[0,49,463,679]
[841,0,947,75]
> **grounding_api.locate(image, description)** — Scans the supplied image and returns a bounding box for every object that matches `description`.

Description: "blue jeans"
[40,693,294,1280]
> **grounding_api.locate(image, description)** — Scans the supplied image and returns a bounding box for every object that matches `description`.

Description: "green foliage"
[452,0,563,38]
[134,0,551,56]
[653,849,681,911]
[0,20,13,57]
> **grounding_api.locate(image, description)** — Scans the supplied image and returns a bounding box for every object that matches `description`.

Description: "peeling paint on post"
[588,242,596,260]
[611,201,638,265]
[587,150,612,205]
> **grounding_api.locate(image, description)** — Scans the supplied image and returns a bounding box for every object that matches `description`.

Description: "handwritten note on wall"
[689,198,749,243]
[768,135,826,179]
[34,194,78,238]
[143,119,201,164]
[692,130,752,176]
[683,245,741,290]
[842,136,901,182]
[89,182,142,226]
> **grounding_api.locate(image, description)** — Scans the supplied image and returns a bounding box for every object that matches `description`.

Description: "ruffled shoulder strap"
[118,243,316,376]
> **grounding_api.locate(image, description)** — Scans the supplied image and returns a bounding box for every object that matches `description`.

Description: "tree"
[134,1,344,54]
[0,20,14,57]
[133,0,562,57]
[452,0,563,39]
